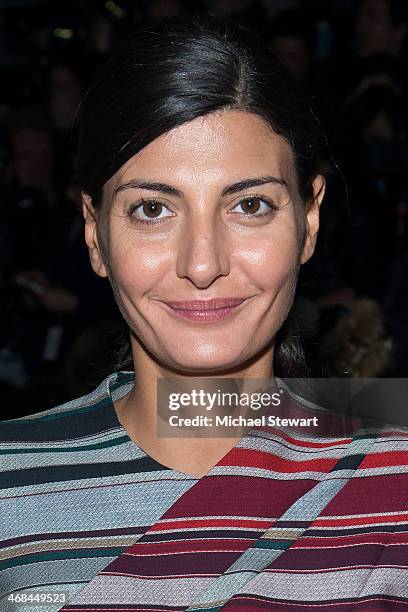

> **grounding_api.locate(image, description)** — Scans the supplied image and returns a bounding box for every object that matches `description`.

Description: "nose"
[176,212,230,289]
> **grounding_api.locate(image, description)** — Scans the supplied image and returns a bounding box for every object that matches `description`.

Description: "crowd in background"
[0,0,407,418]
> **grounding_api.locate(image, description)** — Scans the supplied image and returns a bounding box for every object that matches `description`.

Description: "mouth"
[156,297,252,323]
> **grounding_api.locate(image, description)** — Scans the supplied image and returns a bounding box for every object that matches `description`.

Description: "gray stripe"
[0,557,104,596]
[373,440,408,452]
[1,479,193,538]
[0,583,83,612]
[210,466,345,480]
[187,571,257,610]
[276,477,349,522]
[249,429,352,445]
[240,436,350,455]
[1,470,193,501]
[71,574,215,606]
[2,440,146,471]
[244,567,408,600]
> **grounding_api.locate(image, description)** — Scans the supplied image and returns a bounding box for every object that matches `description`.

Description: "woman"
[1,18,407,612]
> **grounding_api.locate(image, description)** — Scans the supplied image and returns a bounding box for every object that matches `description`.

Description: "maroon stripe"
[267,543,408,570]
[102,550,239,576]
[161,476,315,519]
[120,538,251,556]
[320,474,408,515]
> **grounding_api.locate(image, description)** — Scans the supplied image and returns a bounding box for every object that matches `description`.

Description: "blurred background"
[0,0,407,418]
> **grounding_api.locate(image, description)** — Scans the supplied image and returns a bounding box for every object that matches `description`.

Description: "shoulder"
[0,371,134,465]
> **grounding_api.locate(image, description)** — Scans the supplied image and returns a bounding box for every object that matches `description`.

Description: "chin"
[165,349,248,375]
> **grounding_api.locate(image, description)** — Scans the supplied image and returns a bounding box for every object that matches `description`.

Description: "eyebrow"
[112,175,288,200]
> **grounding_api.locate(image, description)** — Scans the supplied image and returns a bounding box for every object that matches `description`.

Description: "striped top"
[1,370,408,611]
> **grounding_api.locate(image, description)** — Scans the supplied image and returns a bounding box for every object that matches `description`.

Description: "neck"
[114,336,275,477]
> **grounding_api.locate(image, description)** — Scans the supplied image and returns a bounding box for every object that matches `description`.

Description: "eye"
[230,196,278,218]
[128,199,174,224]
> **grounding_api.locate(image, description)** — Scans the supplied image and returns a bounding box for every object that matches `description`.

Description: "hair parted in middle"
[74,16,328,377]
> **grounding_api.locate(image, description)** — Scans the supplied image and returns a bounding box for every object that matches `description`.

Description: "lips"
[158,297,249,322]
[162,297,248,311]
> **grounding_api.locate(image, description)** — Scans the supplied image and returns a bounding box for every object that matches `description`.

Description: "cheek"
[108,236,170,297]
[234,221,300,289]
[106,211,301,300]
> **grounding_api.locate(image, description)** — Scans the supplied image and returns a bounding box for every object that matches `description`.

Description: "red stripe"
[361,451,408,469]
[247,425,351,447]
[279,433,352,448]
[294,532,408,548]
[217,448,338,473]
[150,517,273,531]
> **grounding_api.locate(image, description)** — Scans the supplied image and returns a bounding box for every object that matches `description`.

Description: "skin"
[83,110,325,477]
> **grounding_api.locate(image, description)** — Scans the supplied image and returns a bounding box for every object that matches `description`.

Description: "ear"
[82,192,108,278]
[299,174,326,265]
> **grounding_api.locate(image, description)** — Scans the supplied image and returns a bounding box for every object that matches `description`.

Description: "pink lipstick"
[158,297,249,322]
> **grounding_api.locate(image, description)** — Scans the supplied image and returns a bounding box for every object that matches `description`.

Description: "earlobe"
[81,192,108,279]
[299,174,326,266]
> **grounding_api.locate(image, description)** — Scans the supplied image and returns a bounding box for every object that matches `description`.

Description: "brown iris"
[240,197,261,214]
[143,201,162,218]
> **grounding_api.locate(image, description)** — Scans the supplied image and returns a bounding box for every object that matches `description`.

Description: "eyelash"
[127,195,279,225]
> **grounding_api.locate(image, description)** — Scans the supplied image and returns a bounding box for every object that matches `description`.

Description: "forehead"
[107,110,296,192]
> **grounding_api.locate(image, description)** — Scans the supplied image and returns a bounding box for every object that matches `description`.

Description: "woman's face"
[84,110,324,374]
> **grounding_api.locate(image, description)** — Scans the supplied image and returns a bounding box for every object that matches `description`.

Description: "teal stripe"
[1,371,135,426]
[252,539,292,550]
[1,398,111,425]
[188,607,221,612]
[353,431,379,440]
[332,453,366,471]
[110,372,134,390]
[0,435,130,455]
[0,547,125,571]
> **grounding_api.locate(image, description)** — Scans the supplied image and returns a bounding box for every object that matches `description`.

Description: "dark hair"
[74,17,327,378]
